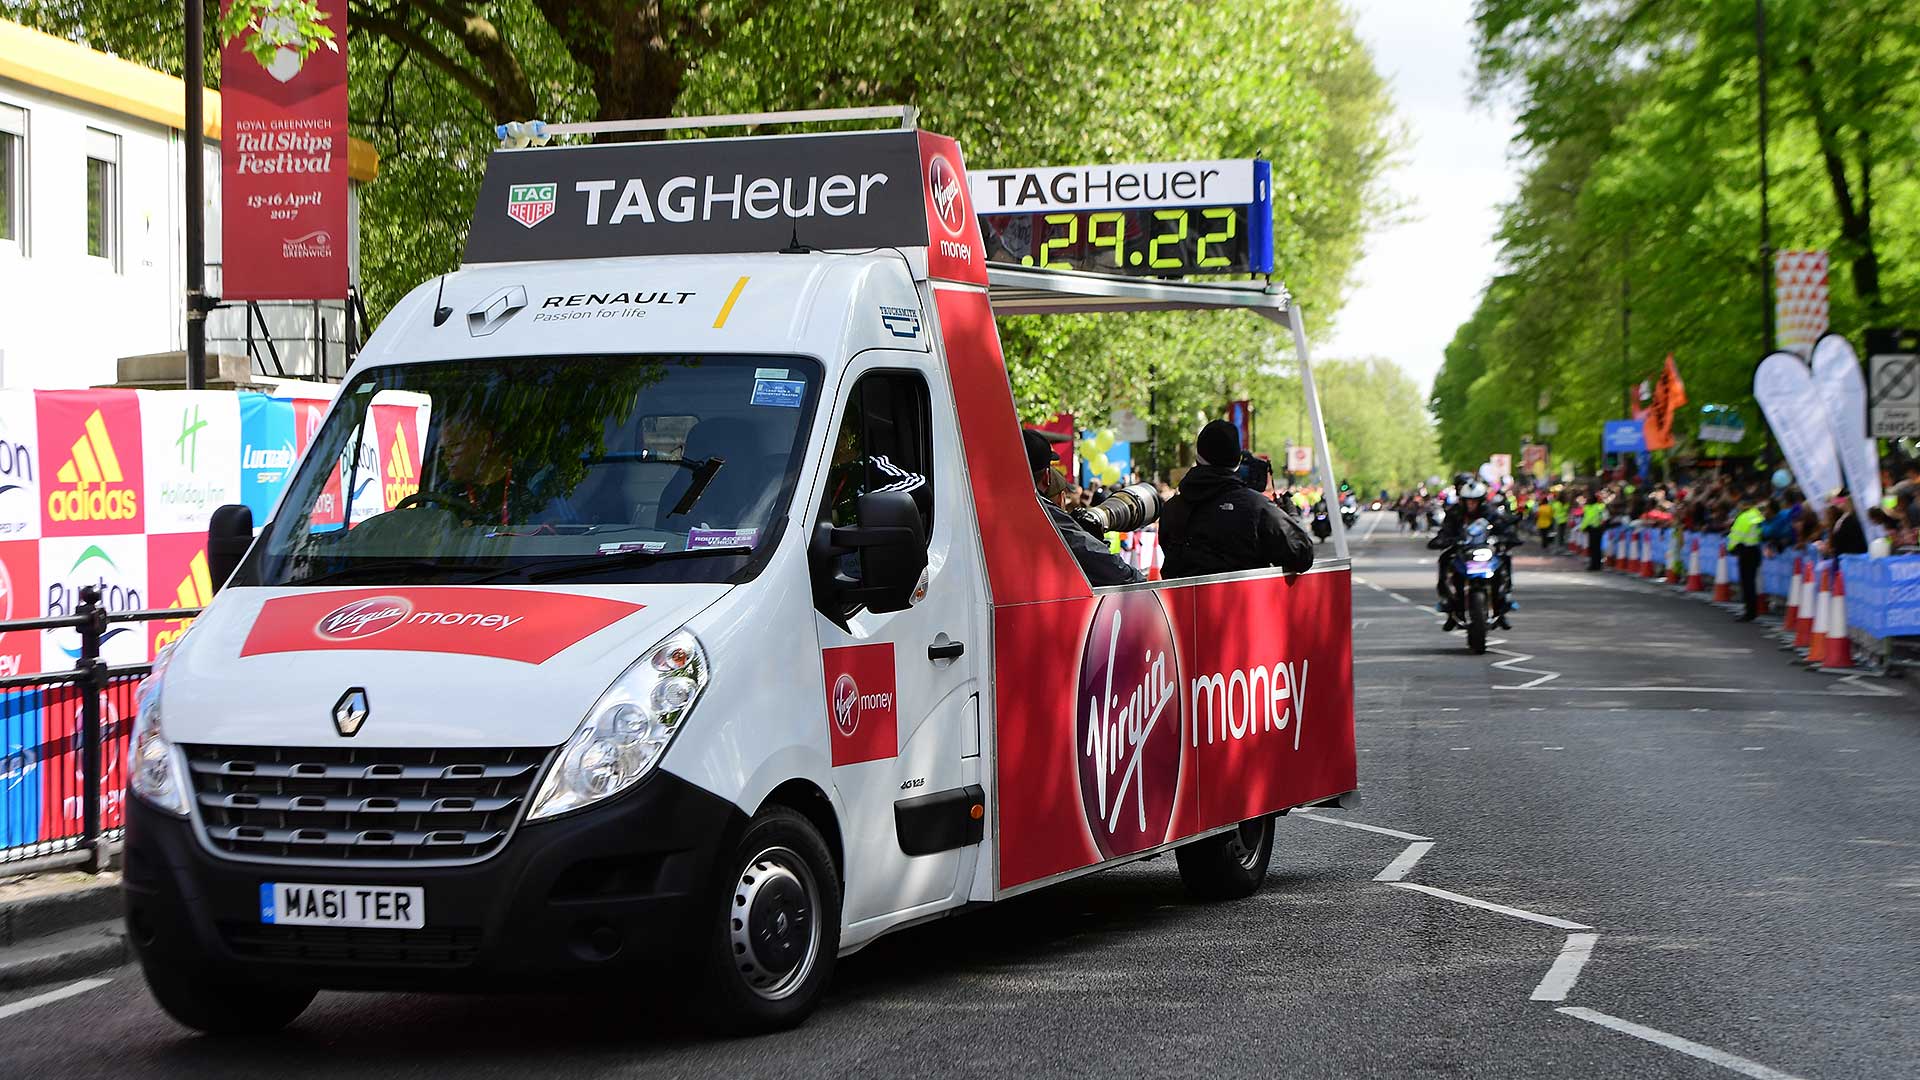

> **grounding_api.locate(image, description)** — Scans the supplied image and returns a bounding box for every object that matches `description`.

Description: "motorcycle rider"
[1428,479,1519,630]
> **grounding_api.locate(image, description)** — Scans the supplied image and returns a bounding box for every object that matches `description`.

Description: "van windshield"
[239,354,821,587]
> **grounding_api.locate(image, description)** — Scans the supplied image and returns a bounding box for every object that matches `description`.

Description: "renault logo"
[467,285,527,337]
[333,687,369,737]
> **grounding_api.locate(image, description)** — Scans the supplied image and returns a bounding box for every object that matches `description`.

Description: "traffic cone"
[1642,532,1658,579]
[1783,556,1801,627]
[1806,568,1831,664]
[1792,560,1816,649]
[1820,569,1853,671]
[1710,548,1732,603]
[1685,538,1705,592]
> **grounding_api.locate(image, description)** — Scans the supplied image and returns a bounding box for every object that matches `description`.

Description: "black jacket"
[1158,466,1314,579]
[1427,503,1518,550]
[1830,511,1868,556]
[1041,497,1143,585]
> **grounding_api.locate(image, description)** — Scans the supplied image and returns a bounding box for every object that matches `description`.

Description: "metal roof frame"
[985,262,1349,559]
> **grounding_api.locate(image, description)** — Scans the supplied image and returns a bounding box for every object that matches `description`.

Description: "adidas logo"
[384,429,419,508]
[48,410,138,523]
[154,550,212,652]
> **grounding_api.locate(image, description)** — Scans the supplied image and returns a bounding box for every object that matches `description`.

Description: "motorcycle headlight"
[129,647,190,816]
[1470,547,1495,562]
[527,629,709,822]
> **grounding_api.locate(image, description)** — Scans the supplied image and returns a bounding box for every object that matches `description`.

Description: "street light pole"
[1755,0,1775,354]
[185,0,208,390]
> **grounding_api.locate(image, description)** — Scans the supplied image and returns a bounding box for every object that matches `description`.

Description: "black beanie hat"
[1197,419,1241,467]
[1022,427,1059,474]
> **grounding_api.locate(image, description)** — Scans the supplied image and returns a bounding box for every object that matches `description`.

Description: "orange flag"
[1642,353,1687,450]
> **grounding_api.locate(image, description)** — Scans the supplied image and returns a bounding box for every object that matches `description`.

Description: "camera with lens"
[1072,482,1164,537]
[1235,450,1272,492]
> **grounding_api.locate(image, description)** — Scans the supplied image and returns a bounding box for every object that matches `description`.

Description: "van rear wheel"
[693,805,841,1034]
[1175,816,1274,901]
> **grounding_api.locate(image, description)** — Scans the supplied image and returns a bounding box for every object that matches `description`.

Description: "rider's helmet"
[1457,479,1489,509]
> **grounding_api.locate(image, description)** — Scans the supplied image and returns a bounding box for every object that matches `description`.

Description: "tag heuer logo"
[507,183,557,229]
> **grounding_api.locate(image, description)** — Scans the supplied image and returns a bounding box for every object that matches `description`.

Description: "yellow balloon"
[1100,466,1122,485]
[1077,438,1098,459]
[1089,453,1110,475]
[1093,431,1116,453]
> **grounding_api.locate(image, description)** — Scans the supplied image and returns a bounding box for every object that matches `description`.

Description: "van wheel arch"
[759,779,843,881]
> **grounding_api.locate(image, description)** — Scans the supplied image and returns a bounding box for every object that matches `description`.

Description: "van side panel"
[990,568,1355,893]
[929,286,1090,606]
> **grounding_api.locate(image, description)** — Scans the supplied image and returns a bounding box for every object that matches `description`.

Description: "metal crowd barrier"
[1,588,201,875]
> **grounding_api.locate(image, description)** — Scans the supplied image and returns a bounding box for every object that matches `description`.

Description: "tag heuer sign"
[465,131,929,264]
[507,183,558,229]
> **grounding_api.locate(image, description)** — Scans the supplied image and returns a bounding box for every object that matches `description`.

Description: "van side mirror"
[810,490,929,616]
[206,504,255,596]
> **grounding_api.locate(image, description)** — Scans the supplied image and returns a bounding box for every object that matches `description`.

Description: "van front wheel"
[1175,816,1274,901]
[693,805,841,1034]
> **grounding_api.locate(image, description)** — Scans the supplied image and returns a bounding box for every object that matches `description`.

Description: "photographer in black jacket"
[1158,420,1314,579]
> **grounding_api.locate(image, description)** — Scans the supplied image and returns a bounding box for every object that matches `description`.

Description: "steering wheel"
[394,489,488,521]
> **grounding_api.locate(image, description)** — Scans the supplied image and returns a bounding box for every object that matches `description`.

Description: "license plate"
[1466,560,1494,575]
[261,882,425,929]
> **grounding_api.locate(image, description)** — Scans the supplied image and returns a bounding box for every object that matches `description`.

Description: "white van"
[122,112,1357,1034]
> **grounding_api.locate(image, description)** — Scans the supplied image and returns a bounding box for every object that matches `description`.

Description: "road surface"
[2,512,1914,1078]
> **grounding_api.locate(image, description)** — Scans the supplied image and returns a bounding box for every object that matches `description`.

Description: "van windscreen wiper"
[473,545,755,585]
[286,558,510,586]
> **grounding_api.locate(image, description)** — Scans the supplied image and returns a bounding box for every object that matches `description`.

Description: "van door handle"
[928,641,965,662]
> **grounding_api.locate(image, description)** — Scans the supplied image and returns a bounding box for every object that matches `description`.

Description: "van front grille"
[183,744,549,864]
[219,921,482,967]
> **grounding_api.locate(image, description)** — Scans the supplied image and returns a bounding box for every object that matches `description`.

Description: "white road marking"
[1388,882,1593,930]
[1388,592,1413,604]
[1374,841,1435,882]
[1557,1007,1809,1080]
[0,978,113,1021]
[1497,683,1896,698]
[1440,707,1461,712]
[1742,746,1765,751]
[1530,932,1598,1000]
[1490,645,1561,689]
[1292,812,1432,842]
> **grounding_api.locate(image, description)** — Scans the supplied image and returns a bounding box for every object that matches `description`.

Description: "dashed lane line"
[1373,841,1434,882]
[1530,933,1598,1001]
[1557,1008,1810,1080]
[0,978,114,1022]
[1387,882,1592,930]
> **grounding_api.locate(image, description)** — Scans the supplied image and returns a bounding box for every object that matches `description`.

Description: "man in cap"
[1824,487,1868,556]
[1023,428,1142,585]
[1157,419,1314,579]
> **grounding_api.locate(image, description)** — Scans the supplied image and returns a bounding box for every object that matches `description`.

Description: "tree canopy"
[1431,0,1920,476]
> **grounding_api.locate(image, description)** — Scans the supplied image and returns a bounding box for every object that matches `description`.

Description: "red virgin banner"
[219,0,349,300]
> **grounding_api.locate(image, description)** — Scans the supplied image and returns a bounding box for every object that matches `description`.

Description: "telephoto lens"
[1072,482,1164,537]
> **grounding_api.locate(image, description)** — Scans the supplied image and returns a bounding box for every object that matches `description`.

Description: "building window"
[85,127,119,265]
[0,103,23,248]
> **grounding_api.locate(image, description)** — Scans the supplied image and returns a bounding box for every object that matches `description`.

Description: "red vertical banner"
[219,0,349,300]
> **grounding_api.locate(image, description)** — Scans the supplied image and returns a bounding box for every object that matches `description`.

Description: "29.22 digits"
[1013,207,1245,275]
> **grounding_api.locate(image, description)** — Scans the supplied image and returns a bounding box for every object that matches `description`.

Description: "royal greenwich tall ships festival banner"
[0,388,432,852]
[219,0,349,300]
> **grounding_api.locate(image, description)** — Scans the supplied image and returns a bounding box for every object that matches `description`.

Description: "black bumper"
[122,771,748,992]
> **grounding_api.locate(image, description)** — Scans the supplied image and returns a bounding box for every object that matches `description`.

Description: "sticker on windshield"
[688,528,757,550]
[599,541,666,555]
[750,379,806,408]
[753,367,789,380]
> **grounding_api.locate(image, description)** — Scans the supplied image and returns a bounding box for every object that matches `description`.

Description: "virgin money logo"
[1075,590,1183,858]
[316,596,412,641]
[832,673,860,736]
[927,154,966,237]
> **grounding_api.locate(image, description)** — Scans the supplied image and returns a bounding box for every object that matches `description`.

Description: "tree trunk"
[533,0,685,140]
[1795,56,1881,312]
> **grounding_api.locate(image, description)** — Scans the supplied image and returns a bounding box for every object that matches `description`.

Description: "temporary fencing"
[1552,524,1920,677]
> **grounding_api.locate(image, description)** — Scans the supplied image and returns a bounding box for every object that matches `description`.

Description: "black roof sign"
[464,130,930,264]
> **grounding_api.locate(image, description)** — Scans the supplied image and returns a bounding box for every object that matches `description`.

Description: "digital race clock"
[970,159,1274,278]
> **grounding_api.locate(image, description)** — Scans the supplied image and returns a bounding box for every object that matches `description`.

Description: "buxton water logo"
[507,183,557,229]
[46,545,141,656]
[316,596,413,641]
[48,411,136,524]
[384,430,419,507]
[1074,590,1183,858]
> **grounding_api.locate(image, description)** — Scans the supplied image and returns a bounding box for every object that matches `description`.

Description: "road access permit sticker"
[751,379,806,407]
[688,527,757,550]
[262,882,425,929]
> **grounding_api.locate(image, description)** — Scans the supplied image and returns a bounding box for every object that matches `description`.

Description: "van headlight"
[528,629,709,821]
[129,648,190,816]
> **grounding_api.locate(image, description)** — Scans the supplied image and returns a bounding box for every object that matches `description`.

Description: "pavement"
[0,511,1914,1078]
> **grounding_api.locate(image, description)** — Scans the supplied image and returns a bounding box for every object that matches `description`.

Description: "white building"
[0,18,377,390]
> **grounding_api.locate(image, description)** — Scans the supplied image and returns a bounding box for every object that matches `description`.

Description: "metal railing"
[1,588,201,875]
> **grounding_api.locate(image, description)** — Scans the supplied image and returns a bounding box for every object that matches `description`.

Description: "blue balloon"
[1771,468,1792,490]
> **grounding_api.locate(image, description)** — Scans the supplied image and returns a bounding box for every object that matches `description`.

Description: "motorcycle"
[1440,519,1512,655]
[1340,497,1359,530]
[1311,501,1332,543]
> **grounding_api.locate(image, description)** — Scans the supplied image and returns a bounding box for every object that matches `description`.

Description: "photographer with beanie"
[1022,427,1143,586]
[1158,420,1315,579]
